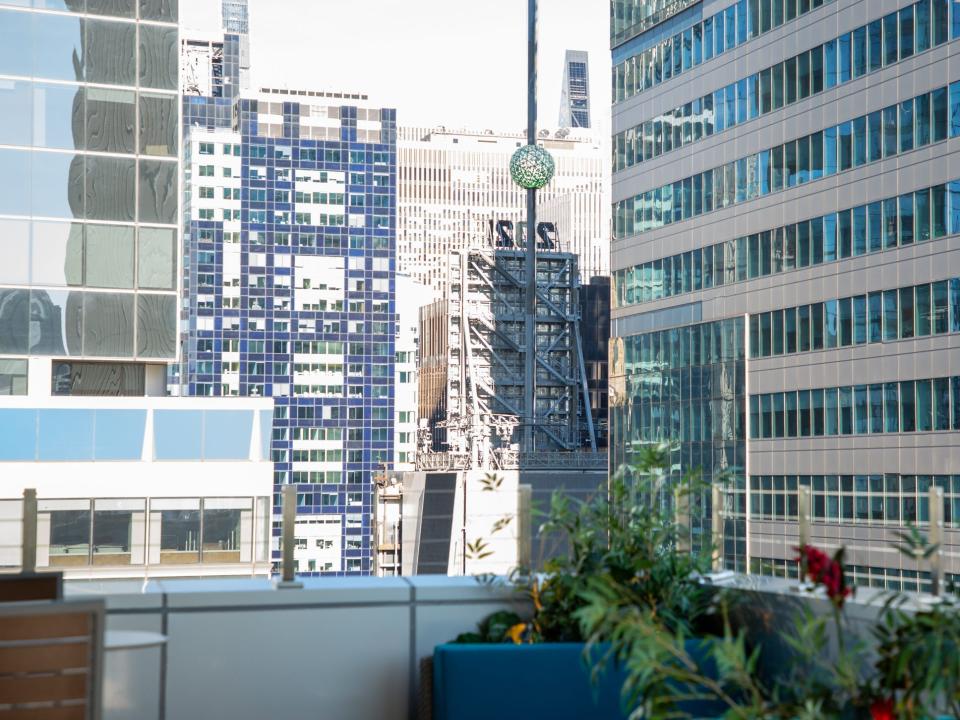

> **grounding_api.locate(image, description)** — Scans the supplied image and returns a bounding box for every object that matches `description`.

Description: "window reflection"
[31,221,84,287]
[52,361,146,397]
[29,289,79,355]
[0,360,28,396]
[0,289,30,355]
[85,86,135,154]
[45,504,91,567]
[34,12,84,82]
[138,159,178,223]
[0,149,31,216]
[0,219,30,285]
[38,409,94,460]
[0,80,32,147]
[83,17,135,86]
[136,293,176,358]
[202,501,252,563]
[36,82,83,150]
[137,227,175,289]
[85,155,135,221]
[82,292,134,357]
[138,25,178,90]
[93,500,145,565]
[85,224,135,289]
[154,410,203,459]
[158,508,201,564]
[32,151,79,219]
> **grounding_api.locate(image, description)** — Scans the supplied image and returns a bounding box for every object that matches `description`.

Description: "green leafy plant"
[452,609,526,644]
[863,527,960,719]
[465,538,493,561]
[509,443,717,644]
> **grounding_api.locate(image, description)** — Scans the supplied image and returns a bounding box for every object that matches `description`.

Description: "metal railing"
[415,450,607,471]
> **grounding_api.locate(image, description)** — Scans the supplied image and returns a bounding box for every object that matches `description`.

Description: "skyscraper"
[559,50,592,129]
[610,0,960,588]
[180,15,398,574]
[398,126,608,298]
[0,1,180,395]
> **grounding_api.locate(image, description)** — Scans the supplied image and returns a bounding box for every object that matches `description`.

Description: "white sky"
[181,0,611,136]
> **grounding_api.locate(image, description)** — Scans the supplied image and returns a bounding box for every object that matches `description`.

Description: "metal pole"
[929,485,944,596]
[523,0,538,453]
[711,484,723,571]
[517,484,532,569]
[275,484,302,588]
[674,485,690,555]
[798,486,811,549]
[21,488,37,574]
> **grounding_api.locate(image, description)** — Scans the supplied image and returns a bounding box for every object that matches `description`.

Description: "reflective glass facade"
[610,317,747,568]
[613,0,953,172]
[614,179,960,308]
[612,0,960,578]
[612,0,834,100]
[613,82,960,239]
[0,2,179,385]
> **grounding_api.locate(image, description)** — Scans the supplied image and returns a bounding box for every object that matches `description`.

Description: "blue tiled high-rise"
[180,29,397,575]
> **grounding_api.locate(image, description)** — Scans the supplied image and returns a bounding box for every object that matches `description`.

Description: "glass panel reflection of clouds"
[94,409,145,460]
[38,408,94,460]
[153,409,202,460]
[0,409,37,460]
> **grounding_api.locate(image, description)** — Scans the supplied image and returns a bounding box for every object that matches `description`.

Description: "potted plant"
[431,444,730,720]
[579,527,960,720]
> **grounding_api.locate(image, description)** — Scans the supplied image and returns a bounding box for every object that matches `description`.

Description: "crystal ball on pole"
[510,144,555,190]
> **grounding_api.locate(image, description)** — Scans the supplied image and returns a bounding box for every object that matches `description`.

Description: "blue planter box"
[432,643,627,720]
[432,641,727,720]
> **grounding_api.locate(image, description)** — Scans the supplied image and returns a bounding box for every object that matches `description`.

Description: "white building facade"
[0,395,274,580]
[397,127,609,299]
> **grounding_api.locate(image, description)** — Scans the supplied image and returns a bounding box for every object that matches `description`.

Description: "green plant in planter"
[863,527,960,720]
[576,542,872,719]
[508,442,718,645]
[868,591,960,720]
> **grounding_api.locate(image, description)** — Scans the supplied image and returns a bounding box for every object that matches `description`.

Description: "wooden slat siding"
[0,704,87,720]
[0,673,88,704]
[0,615,90,643]
[0,642,90,674]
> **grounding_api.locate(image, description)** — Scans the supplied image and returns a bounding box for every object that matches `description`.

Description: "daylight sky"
[181,0,611,136]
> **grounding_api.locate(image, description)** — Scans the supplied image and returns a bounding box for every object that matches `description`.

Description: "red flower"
[795,545,852,608]
[869,697,895,720]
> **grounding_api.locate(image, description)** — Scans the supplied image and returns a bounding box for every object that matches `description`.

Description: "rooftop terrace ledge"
[62,574,938,720]
[63,575,524,720]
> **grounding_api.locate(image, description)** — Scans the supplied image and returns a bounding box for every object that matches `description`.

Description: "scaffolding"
[426,245,596,470]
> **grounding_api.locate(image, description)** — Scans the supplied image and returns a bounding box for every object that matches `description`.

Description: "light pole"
[511,0,555,453]
[525,0,537,454]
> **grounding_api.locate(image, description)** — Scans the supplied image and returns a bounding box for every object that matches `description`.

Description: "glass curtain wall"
[0,1,179,392]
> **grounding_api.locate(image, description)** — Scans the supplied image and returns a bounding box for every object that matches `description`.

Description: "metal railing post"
[674,485,690,555]
[22,488,37,574]
[711,484,723,572]
[517,484,532,570]
[798,486,811,549]
[275,484,302,589]
[929,485,944,597]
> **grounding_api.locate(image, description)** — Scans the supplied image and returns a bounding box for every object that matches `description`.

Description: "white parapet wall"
[66,575,524,720]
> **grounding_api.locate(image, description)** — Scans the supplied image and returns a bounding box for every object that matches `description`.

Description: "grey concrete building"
[610,0,960,589]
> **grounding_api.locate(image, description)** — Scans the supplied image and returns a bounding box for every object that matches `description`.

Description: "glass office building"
[0,0,179,397]
[611,0,960,585]
[560,49,592,129]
